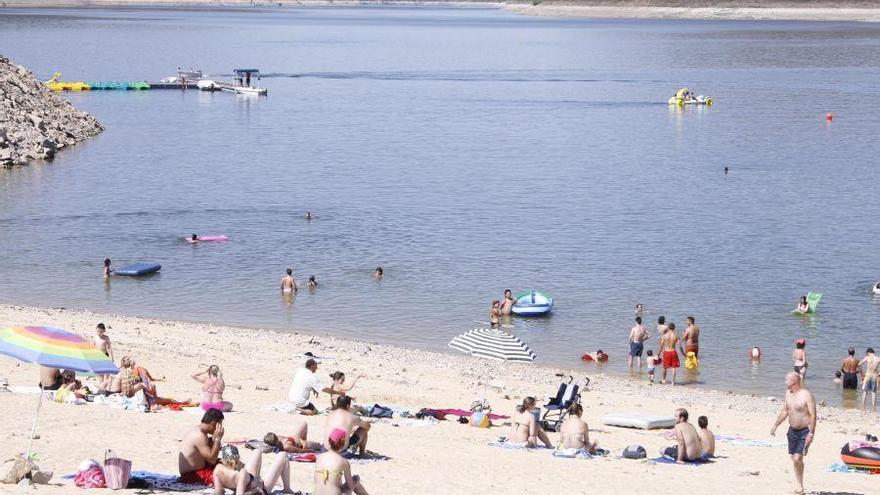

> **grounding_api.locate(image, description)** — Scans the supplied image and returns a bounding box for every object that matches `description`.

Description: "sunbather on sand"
[39,366,62,390]
[661,408,703,463]
[323,371,364,409]
[193,364,233,412]
[179,409,225,487]
[213,445,293,495]
[559,403,597,453]
[698,415,715,457]
[325,395,371,456]
[264,420,322,453]
[119,356,159,402]
[510,397,552,448]
[315,428,370,495]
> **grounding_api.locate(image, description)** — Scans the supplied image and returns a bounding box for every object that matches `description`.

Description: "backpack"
[623,445,647,459]
[368,404,394,418]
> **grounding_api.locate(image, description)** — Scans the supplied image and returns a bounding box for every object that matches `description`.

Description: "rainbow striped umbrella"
[0,326,118,374]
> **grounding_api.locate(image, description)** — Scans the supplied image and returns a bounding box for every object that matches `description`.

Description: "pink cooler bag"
[103,450,132,490]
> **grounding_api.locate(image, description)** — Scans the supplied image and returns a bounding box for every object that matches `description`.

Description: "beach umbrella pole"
[25,387,44,459]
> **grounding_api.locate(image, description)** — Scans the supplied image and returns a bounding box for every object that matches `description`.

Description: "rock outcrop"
[0,54,103,167]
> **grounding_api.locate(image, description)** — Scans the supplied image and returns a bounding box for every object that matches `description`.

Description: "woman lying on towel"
[193,365,233,412]
[314,428,370,495]
[264,420,322,453]
[510,397,553,449]
[213,445,292,495]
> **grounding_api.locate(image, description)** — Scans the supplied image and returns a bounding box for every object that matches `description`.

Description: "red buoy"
[826,113,833,122]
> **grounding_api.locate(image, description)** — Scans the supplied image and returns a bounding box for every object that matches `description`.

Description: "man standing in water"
[682,316,700,358]
[281,268,297,294]
[860,348,879,410]
[627,316,649,371]
[840,348,860,391]
[659,322,680,385]
[770,372,816,495]
[501,289,516,316]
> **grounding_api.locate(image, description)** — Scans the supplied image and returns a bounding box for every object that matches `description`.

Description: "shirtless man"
[697,416,715,457]
[659,322,681,385]
[859,348,879,410]
[840,347,860,391]
[281,269,298,294]
[500,289,516,316]
[179,409,225,487]
[325,395,371,456]
[656,315,668,336]
[682,316,700,358]
[39,366,62,390]
[94,323,114,361]
[627,316,650,370]
[661,408,703,463]
[770,372,816,495]
[559,403,597,453]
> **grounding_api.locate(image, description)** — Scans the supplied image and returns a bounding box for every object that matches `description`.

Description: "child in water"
[646,350,656,383]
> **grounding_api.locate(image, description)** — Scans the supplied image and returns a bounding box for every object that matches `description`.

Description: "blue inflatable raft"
[115,262,161,276]
[511,290,553,317]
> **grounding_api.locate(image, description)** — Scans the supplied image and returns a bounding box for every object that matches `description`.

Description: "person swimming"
[373,267,383,278]
[308,275,318,289]
[796,296,810,314]
[191,234,199,243]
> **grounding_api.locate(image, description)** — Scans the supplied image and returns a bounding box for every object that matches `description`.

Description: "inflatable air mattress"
[601,412,675,430]
[186,235,228,243]
[115,262,161,276]
[841,442,880,469]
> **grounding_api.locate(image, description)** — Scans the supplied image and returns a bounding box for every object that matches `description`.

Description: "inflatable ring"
[841,443,880,470]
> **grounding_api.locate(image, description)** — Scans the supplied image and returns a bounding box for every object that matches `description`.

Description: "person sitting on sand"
[39,366,62,390]
[119,356,159,403]
[314,428,370,495]
[59,369,80,392]
[288,359,322,415]
[212,444,293,495]
[179,409,225,487]
[193,365,233,412]
[559,403,597,453]
[325,395,371,457]
[510,397,552,448]
[373,267,383,278]
[796,296,810,314]
[697,416,715,457]
[308,275,318,289]
[792,339,808,378]
[501,289,516,316]
[281,269,298,294]
[323,371,364,409]
[661,408,703,463]
[264,423,322,454]
[103,258,113,278]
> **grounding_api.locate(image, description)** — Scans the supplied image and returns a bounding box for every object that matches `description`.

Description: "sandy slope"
[0,303,877,494]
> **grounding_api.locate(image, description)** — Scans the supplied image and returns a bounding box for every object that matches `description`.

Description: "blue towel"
[651,456,709,465]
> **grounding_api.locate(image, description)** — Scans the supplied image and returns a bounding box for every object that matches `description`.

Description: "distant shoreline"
[3,1,880,23]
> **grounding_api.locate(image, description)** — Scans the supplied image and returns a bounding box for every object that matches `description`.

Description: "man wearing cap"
[325,395,371,457]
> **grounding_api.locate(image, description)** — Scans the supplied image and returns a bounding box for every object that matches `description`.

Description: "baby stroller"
[540,374,589,432]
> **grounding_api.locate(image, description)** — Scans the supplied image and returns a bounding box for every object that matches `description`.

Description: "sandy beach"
[0,303,876,493]
[3,0,880,22]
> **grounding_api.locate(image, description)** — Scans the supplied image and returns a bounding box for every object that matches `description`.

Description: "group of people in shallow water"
[280,267,383,295]
[627,305,700,386]
[834,346,880,409]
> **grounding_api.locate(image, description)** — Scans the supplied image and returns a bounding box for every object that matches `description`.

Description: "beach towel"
[552,448,609,459]
[429,408,510,420]
[651,456,710,465]
[290,453,317,463]
[342,452,391,464]
[487,440,550,451]
[828,461,880,475]
[714,435,785,448]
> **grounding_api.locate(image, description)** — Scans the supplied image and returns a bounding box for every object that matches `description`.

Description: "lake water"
[2,6,880,406]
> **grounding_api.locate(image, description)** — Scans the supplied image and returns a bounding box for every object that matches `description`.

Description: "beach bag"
[103,450,131,490]
[74,465,106,489]
[368,404,393,418]
[623,445,646,460]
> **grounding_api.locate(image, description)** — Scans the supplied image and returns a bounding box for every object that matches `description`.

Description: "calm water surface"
[1,7,880,406]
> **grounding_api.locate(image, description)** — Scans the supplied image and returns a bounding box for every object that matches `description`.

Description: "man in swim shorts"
[860,348,879,410]
[281,268,298,294]
[840,348,860,390]
[325,395,371,456]
[770,372,816,495]
[659,322,681,385]
[661,408,703,463]
[682,316,700,358]
[501,289,516,316]
[627,316,650,371]
[179,409,224,487]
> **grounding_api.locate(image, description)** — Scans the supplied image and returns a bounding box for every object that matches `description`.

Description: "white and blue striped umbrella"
[448,328,537,363]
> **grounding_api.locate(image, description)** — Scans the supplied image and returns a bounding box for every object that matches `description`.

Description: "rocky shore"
[0,55,103,167]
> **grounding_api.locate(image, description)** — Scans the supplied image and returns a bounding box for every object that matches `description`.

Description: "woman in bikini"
[193,365,233,412]
[263,419,322,454]
[325,371,365,409]
[792,339,808,378]
[314,428,370,495]
[213,445,292,495]
[510,397,553,448]
[489,300,502,329]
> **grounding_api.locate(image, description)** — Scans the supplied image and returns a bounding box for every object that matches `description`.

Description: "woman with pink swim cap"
[313,428,370,495]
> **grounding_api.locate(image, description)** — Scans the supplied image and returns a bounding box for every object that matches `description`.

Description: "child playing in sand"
[646,350,657,383]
